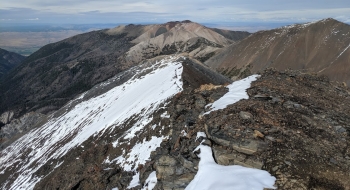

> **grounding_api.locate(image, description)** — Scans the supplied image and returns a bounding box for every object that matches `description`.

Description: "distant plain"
[0,24,120,56]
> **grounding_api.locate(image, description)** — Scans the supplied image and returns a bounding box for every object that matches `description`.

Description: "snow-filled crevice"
[205,74,259,114]
[333,43,350,62]
[186,133,276,190]
[0,56,183,190]
[141,171,157,190]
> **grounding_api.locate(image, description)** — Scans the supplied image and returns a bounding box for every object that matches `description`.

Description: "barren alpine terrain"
[0,19,349,190]
[206,18,350,85]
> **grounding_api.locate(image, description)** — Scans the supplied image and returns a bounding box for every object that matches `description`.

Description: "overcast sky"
[1,0,350,30]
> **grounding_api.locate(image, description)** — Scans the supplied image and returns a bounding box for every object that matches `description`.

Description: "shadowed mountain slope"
[0,48,25,78]
[209,28,251,41]
[0,28,138,118]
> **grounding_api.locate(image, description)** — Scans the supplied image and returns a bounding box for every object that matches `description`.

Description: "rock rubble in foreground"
[144,69,350,190]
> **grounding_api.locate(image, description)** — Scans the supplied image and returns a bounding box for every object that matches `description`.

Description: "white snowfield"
[205,74,259,114]
[186,144,276,190]
[186,134,276,190]
[0,57,183,190]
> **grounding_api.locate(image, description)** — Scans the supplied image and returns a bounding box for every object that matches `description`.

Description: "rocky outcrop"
[0,111,14,125]
[142,68,350,190]
[141,85,229,190]
[200,69,350,189]
[0,112,46,150]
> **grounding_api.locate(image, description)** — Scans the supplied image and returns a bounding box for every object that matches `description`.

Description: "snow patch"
[186,144,276,190]
[336,43,350,59]
[205,75,259,114]
[160,111,170,118]
[151,124,157,130]
[181,130,188,137]
[281,20,318,30]
[113,136,165,171]
[141,171,157,190]
[123,116,153,140]
[127,173,140,189]
[327,43,350,66]
[196,132,206,140]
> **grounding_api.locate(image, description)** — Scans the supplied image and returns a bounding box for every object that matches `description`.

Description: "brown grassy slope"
[205,18,350,85]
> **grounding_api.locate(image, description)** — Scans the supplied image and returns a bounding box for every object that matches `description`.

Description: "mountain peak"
[278,18,345,31]
[181,19,193,23]
[319,17,340,23]
[165,20,194,24]
[319,17,350,27]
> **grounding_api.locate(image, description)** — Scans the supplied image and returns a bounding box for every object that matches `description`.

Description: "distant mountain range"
[0,21,249,119]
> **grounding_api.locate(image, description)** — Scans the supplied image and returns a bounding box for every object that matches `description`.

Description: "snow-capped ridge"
[0,56,184,190]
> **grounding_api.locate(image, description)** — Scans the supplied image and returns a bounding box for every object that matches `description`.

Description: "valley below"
[0,31,85,56]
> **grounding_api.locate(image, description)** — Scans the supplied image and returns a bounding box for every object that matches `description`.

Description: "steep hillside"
[205,18,350,85]
[0,21,247,122]
[1,55,349,189]
[0,27,140,119]
[0,56,234,189]
[0,48,25,78]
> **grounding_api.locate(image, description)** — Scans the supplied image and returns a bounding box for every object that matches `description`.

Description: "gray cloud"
[1,0,350,25]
